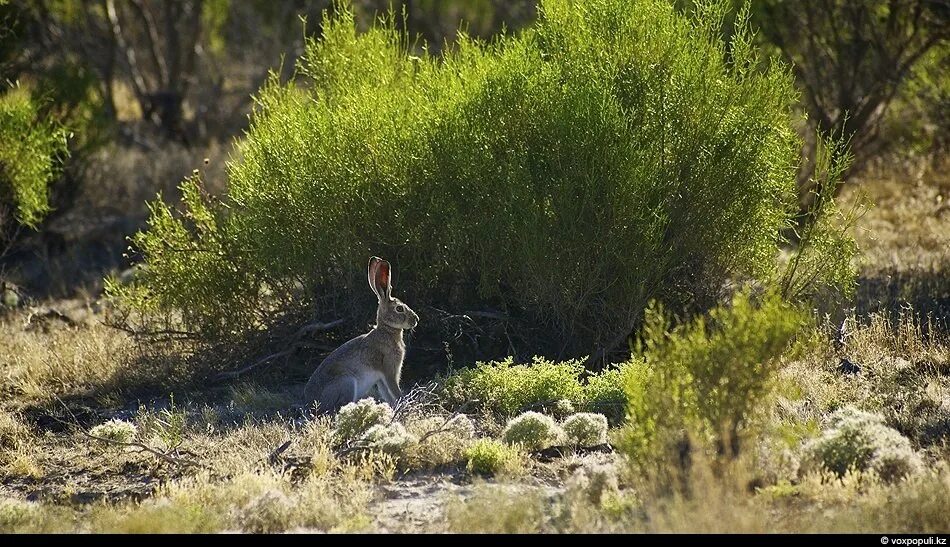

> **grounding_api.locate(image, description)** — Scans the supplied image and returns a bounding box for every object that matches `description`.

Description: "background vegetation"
[0,0,947,535]
[111,0,814,367]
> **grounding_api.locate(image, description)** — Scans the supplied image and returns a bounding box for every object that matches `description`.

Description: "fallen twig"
[391,381,441,421]
[212,349,294,382]
[25,308,79,329]
[102,320,199,340]
[84,430,211,470]
[333,437,379,458]
[416,407,472,444]
[52,397,211,471]
[463,310,510,321]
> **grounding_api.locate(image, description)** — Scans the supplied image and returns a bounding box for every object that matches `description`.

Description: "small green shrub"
[801,407,922,483]
[620,290,805,463]
[0,85,68,228]
[443,357,585,416]
[553,399,576,418]
[562,413,609,447]
[464,438,524,476]
[359,422,418,455]
[135,401,188,450]
[89,419,138,443]
[501,411,564,451]
[332,398,393,444]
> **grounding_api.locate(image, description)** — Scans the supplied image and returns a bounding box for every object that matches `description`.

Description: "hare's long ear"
[367,256,383,299]
[374,260,392,301]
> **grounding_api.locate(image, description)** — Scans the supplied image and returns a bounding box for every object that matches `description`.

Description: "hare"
[304,256,419,414]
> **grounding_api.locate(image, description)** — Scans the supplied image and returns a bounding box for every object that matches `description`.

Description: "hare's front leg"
[377,375,402,406]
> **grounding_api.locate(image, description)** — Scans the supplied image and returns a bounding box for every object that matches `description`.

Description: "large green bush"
[113,0,806,354]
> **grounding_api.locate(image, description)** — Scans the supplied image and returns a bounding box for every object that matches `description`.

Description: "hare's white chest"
[353,369,385,399]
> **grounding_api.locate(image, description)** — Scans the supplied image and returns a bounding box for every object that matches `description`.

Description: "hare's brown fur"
[303,257,418,413]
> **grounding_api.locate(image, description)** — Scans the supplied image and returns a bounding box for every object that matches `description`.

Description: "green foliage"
[0,85,69,228]
[332,398,394,444]
[442,355,638,421]
[501,411,563,451]
[443,357,585,416]
[561,412,609,447]
[201,0,232,55]
[463,438,523,476]
[752,0,946,167]
[583,363,636,423]
[551,399,576,418]
[780,133,860,303]
[800,407,922,483]
[619,289,805,463]
[883,43,950,159]
[115,0,807,355]
[89,419,138,444]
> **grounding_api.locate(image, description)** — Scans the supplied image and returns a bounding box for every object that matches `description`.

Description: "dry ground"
[0,166,948,533]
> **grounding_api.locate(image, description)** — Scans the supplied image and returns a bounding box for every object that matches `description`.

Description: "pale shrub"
[501,411,563,451]
[562,413,609,447]
[89,419,138,443]
[332,398,393,444]
[405,415,476,470]
[359,423,417,456]
[801,406,922,483]
[553,399,576,418]
[566,464,620,504]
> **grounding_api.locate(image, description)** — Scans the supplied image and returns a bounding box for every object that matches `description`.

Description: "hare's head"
[368,256,419,330]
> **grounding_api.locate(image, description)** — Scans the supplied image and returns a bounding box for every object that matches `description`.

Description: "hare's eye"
[395,304,405,313]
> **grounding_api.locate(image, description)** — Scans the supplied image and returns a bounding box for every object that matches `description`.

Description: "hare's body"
[304,327,405,410]
[304,257,418,414]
